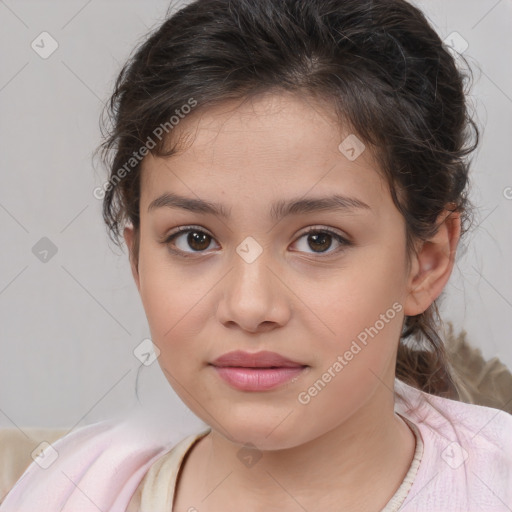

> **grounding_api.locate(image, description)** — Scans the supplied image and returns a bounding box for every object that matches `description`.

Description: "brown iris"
[187,231,211,251]
[307,232,332,253]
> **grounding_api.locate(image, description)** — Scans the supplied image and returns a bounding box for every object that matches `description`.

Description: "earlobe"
[403,209,461,316]
[123,225,141,293]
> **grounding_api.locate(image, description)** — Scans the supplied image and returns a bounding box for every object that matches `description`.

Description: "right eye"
[162,226,220,258]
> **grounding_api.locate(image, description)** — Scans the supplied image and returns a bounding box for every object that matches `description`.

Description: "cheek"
[295,262,405,435]
[137,248,213,370]
[302,244,407,398]
[318,246,406,333]
[137,247,187,338]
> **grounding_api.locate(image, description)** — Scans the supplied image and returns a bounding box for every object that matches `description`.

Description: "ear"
[123,225,141,293]
[403,208,461,316]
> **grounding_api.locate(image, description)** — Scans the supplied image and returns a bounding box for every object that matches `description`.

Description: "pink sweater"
[1,380,511,511]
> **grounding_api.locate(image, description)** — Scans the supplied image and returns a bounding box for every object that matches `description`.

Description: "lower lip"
[211,365,308,391]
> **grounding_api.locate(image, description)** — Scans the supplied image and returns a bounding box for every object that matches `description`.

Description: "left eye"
[162,226,351,257]
[292,228,351,255]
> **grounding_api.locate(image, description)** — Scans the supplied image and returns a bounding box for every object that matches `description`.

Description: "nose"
[216,246,291,334]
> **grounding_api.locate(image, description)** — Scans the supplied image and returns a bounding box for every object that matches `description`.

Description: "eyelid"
[162,224,213,239]
[297,225,350,241]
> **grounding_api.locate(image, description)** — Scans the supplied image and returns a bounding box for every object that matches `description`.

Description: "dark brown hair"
[99,0,479,400]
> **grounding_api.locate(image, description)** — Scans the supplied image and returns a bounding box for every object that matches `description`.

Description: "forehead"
[164,93,347,163]
[139,92,389,214]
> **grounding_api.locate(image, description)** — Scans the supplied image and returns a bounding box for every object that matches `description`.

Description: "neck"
[188,384,416,512]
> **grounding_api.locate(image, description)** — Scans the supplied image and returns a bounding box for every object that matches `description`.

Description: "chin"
[214,415,311,452]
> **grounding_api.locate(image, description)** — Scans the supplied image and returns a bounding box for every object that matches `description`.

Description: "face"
[126,92,417,450]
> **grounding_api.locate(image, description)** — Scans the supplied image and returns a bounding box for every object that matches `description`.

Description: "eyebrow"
[147,192,371,221]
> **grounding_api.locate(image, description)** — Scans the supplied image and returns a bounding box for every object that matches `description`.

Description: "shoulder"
[396,378,512,450]
[0,415,176,512]
[395,379,512,511]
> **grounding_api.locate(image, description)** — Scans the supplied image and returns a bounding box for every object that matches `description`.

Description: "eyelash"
[160,225,352,259]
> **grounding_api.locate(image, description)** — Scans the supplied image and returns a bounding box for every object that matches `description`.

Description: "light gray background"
[0,0,511,430]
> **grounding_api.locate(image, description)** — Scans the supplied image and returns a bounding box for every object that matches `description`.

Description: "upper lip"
[210,350,306,368]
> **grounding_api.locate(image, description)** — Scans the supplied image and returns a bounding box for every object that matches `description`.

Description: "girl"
[2,0,511,510]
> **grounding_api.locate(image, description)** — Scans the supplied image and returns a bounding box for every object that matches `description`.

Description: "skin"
[124,92,460,511]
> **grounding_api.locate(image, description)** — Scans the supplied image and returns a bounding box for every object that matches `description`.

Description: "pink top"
[1,379,511,511]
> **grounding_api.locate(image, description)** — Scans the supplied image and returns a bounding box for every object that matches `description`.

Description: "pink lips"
[210,350,308,391]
